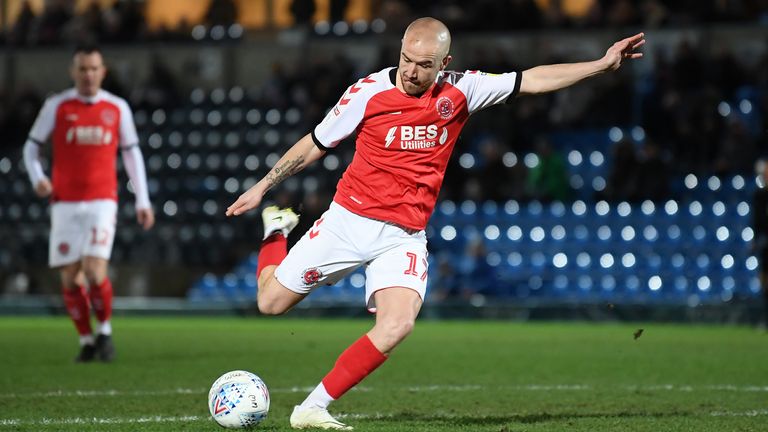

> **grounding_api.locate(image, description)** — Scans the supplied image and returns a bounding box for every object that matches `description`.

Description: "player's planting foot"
[289,406,352,430]
[94,334,115,362]
[74,343,96,363]
[261,206,299,239]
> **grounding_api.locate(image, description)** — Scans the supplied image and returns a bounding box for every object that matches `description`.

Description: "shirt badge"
[436,97,454,120]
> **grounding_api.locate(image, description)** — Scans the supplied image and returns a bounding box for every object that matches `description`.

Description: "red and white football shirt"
[313,67,521,230]
[28,89,138,202]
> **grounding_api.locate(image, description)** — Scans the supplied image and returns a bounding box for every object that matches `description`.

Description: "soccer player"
[23,46,154,363]
[227,18,644,429]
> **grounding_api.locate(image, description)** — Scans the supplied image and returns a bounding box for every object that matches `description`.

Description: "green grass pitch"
[0,316,766,431]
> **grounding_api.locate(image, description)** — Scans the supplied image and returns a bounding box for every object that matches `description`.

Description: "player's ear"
[441,55,452,70]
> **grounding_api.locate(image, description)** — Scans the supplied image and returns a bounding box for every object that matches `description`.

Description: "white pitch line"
[0,388,207,399]
[0,384,766,400]
[625,384,768,392]
[710,410,768,417]
[340,410,768,420]
[0,415,205,426]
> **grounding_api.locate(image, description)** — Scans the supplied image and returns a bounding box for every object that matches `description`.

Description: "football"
[208,370,270,428]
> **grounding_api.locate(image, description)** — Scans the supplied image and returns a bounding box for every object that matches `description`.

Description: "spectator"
[9,0,36,46]
[81,1,106,42]
[35,0,74,45]
[290,0,317,28]
[204,0,239,27]
[329,0,349,23]
[103,0,146,43]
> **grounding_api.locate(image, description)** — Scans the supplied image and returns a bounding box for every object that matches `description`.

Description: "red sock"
[257,234,287,278]
[62,285,92,336]
[321,335,388,399]
[89,278,113,323]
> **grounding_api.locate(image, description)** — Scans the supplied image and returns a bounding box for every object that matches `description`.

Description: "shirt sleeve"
[312,78,373,150]
[117,99,139,148]
[28,96,58,143]
[121,145,151,209]
[23,139,48,186]
[455,70,522,115]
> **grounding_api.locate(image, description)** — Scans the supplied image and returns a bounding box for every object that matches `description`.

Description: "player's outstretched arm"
[519,32,645,95]
[226,133,325,216]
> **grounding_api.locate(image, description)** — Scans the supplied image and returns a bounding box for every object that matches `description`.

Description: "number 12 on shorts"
[91,227,110,246]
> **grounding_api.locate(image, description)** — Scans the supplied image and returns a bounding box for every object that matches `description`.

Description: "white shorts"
[275,202,429,311]
[49,200,117,268]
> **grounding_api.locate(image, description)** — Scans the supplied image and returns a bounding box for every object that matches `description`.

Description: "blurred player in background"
[23,46,154,363]
[753,159,768,329]
[228,18,644,429]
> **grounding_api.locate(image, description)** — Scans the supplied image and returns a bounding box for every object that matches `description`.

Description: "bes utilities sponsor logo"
[384,125,449,149]
[66,126,113,145]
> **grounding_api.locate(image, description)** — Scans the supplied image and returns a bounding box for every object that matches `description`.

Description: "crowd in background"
[4,0,236,46]
[390,0,768,31]
[4,0,768,47]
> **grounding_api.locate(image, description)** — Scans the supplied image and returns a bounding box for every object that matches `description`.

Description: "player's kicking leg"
[255,206,305,314]
[290,287,422,430]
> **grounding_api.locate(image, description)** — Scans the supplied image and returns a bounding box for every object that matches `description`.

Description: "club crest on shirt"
[436,97,454,120]
[302,267,322,286]
[58,242,70,255]
[100,109,117,126]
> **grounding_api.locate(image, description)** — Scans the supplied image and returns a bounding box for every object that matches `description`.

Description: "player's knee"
[396,319,416,339]
[59,266,80,289]
[256,286,285,316]
[82,269,103,286]
[256,299,289,316]
[82,261,107,285]
[255,275,296,315]
[380,317,416,342]
[61,280,79,291]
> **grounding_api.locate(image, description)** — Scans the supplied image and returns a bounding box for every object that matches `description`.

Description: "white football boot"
[261,206,299,239]
[289,406,353,430]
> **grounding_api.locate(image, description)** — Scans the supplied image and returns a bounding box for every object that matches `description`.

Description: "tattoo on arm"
[265,156,305,187]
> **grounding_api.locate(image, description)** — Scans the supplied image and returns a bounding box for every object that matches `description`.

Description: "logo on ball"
[208,370,270,428]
